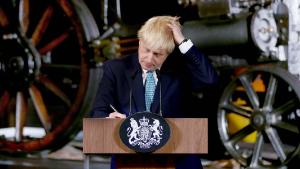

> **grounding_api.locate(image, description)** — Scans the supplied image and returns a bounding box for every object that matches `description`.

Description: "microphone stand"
[156,69,162,116]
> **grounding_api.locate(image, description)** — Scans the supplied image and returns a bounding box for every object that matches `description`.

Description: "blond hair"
[138,16,180,54]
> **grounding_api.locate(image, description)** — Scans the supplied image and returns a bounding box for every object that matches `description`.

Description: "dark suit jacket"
[91,46,219,118]
[91,46,219,169]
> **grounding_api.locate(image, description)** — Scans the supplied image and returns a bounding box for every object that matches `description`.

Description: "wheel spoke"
[239,74,260,109]
[38,30,70,54]
[265,127,287,162]
[263,75,277,111]
[38,75,71,106]
[229,125,254,144]
[273,121,299,134]
[273,98,298,116]
[31,6,53,46]
[19,0,30,33]
[15,91,28,142]
[250,132,264,167]
[221,102,252,118]
[0,7,9,27]
[0,90,10,117]
[29,85,51,132]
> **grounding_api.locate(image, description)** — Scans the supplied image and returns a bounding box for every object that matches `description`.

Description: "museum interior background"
[1,0,300,168]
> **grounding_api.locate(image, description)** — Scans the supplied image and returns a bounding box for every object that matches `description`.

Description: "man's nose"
[146,53,155,62]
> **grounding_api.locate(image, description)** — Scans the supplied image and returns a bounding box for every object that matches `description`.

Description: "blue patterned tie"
[145,71,156,112]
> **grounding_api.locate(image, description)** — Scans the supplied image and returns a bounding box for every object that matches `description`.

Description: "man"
[91,16,219,169]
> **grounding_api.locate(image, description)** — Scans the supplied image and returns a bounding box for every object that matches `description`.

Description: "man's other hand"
[106,112,126,118]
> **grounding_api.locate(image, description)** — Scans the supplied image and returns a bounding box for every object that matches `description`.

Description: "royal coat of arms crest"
[119,112,170,153]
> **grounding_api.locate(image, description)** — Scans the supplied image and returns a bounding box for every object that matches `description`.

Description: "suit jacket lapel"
[152,73,172,114]
[131,74,145,112]
[125,54,145,113]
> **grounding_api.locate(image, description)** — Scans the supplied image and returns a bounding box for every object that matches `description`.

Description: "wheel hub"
[250,109,272,130]
[0,33,40,88]
[252,113,266,128]
[8,56,24,73]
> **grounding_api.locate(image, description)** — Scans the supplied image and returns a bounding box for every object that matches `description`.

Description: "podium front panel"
[83,118,208,154]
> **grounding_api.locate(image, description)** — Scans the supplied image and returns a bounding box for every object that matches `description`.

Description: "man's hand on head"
[106,112,126,118]
[167,17,185,45]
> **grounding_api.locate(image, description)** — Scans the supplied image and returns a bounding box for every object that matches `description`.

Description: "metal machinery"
[180,0,300,169]
[0,0,101,153]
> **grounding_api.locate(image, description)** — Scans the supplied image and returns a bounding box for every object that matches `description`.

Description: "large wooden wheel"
[0,0,100,152]
[218,64,300,168]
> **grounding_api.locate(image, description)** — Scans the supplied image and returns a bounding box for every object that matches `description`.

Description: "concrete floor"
[0,155,111,169]
[0,156,240,169]
[0,153,241,169]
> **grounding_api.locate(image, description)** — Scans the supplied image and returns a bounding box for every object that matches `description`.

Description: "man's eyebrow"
[153,51,163,55]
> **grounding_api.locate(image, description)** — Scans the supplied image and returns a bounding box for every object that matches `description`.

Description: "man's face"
[138,40,169,71]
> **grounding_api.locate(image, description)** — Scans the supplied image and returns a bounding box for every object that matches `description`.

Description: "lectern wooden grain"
[83,118,208,169]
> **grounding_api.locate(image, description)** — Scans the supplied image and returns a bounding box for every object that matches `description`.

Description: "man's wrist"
[178,38,188,46]
[178,39,193,54]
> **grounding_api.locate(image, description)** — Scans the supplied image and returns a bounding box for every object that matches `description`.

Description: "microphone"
[155,69,160,79]
[128,69,139,116]
[155,69,162,116]
[129,88,132,116]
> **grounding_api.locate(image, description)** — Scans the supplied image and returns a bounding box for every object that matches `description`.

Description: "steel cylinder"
[182,16,259,57]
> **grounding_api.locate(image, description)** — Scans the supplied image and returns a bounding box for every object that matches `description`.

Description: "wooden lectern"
[83,118,208,169]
